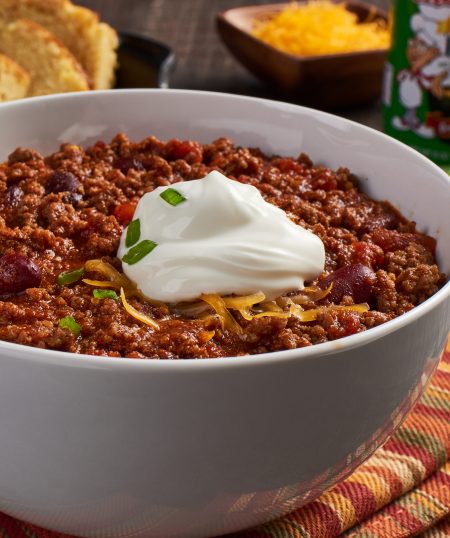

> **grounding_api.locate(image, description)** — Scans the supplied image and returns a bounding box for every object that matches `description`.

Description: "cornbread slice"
[0,0,118,89]
[0,53,30,101]
[0,19,89,96]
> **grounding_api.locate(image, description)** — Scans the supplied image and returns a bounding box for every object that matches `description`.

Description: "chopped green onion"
[160,188,186,206]
[59,315,81,336]
[122,240,158,265]
[93,289,118,300]
[57,267,85,286]
[125,218,141,247]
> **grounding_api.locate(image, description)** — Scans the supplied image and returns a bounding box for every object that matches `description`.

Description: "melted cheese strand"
[200,293,243,334]
[252,311,290,319]
[289,283,333,304]
[120,288,160,330]
[83,278,122,289]
[83,261,370,335]
[290,302,370,322]
[222,291,266,309]
[84,260,164,306]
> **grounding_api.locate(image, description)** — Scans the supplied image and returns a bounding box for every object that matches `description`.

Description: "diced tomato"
[341,311,362,337]
[311,169,338,191]
[370,229,436,255]
[359,212,399,233]
[113,202,137,226]
[275,158,303,174]
[165,140,203,163]
[352,241,384,268]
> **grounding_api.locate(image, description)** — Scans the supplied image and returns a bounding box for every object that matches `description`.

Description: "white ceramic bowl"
[0,90,449,538]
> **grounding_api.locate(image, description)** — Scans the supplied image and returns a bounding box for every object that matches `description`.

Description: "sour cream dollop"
[118,171,325,303]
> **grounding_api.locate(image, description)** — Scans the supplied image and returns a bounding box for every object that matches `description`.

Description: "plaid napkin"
[1,342,449,538]
[234,340,450,538]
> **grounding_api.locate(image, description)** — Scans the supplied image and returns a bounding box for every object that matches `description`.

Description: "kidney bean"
[4,185,23,208]
[318,263,376,304]
[0,253,42,297]
[113,157,145,174]
[47,170,81,194]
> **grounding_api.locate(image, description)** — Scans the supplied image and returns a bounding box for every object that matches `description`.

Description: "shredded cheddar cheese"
[289,302,370,322]
[200,293,244,334]
[83,278,121,289]
[222,291,266,309]
[83,259,164,305]
[120,288,160,330]
[260,300,284,312]
[82,259,369,335]
[289,283,333,303]
[252,1,390,56]
[252,310,290,319]
[85,259,138,294]
[199,330,216,343]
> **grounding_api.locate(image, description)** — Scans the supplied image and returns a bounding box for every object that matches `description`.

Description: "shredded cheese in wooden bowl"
[252,0,390,56]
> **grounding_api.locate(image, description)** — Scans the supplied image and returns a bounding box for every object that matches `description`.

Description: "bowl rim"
[0,88,449,371]
[217,0,389,63]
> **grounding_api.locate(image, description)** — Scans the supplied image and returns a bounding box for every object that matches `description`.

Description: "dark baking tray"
[116,32,175,89]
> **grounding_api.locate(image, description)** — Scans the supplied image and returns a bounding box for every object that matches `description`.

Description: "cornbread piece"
[0,0,118,89]
[0,53,30,101]
[0,19,89,96]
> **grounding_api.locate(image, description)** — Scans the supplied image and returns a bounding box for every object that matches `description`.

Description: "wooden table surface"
[78,0,389,130]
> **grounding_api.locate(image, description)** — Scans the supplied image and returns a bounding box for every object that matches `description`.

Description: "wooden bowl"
[216,1,389,108]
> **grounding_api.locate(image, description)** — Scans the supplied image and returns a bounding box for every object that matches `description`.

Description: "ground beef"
[0,135,446,359]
